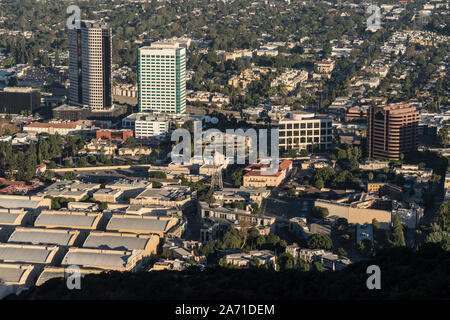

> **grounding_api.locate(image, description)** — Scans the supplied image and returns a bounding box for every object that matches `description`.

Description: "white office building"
[278,111,333,152]
[138,42,186,114]
[122,113,171,139]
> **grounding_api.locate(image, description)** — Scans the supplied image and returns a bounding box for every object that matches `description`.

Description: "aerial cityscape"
[0,0,449,310]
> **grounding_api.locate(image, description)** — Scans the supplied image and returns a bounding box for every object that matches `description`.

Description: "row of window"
[140,78,176,81]
[140,55,176,59]
[280,137,330,144]
[280,129,332,136]
[279,122,331,129]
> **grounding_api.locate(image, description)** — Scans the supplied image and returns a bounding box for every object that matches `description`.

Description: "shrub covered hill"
[10,245,450,300]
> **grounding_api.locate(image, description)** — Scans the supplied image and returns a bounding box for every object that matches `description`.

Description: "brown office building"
[367,104,419,160]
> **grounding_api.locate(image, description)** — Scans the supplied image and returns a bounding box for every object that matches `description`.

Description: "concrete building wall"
[315,200,391,229]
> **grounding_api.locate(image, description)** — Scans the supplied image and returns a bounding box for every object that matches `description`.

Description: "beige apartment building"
[243,160,292,187]
[224,250,276,268]
[314,199,391,229]
[199,202,275,227]
[314,60,335,73]
[150,259,189,271]
[92,188,123,203]
[130,185,194,209]
[278,112,333,152]
[366,182,387,193]
[213,187,270,207]
[23,121,82,136]
[37,181,101,201]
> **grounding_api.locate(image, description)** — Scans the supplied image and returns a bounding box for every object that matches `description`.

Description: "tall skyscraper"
[69,20,112,110]
[367,104,419,160]
[138,42,186,114]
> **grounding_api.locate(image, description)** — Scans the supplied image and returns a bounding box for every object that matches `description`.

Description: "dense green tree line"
[0,134,62,181]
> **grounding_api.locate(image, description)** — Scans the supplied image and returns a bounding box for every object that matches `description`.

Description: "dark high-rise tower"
[69,20,112,110]
[367,104,419,160]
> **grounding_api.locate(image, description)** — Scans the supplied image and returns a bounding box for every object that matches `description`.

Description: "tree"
[234,202,245,210]
[44,170,54,181]
[312,261,323,272]
[231,168,244,187]
[313,167,335,186]
[98,202,108,211]
[220,228,244,249]
[336,218,348,233]
[296,259,310,272]
[358,239,373,256]
[307,234,333,250]
[151,171,167,179]
[293,147,306,157]
[337,148,347,160]
[277,253,295,271]
[389,214,406,247]
[425,231,450,251]
[372,218,380,230]
[314,178,324,189]
[311,206,329,221]
[199,188,215,205]
[266,234,281,247]
[123,136,137,149]
[152,181,163,188]
[250,257,260,269]
[322,43,332,58]
[250,203,260,215]
[435,200,450,232]
[62,171,76,180]
[437,125,450,147]
[283,148,298,158]
[76,157,88,167]
[336,247,347,258]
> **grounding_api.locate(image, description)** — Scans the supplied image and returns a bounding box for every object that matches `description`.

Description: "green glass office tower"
[138,43,186,114]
